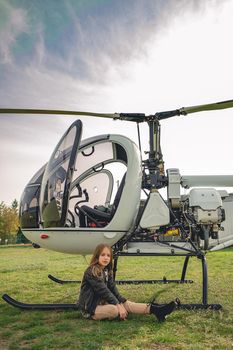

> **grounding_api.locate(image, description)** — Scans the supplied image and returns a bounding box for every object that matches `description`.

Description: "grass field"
[1,245,233,350]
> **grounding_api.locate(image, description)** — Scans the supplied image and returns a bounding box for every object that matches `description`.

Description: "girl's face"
[98,247,111,268]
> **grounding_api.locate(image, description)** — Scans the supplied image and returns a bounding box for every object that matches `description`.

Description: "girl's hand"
[117,303,128,320]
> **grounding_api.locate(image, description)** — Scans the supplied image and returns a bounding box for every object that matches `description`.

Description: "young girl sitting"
[78,243,179,321]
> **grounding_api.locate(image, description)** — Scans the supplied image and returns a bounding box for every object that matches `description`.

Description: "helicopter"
[1,99,233,311]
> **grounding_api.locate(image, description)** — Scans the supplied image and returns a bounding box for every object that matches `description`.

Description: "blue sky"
[1,0,233,205]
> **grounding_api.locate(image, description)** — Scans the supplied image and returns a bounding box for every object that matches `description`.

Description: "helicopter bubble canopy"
[21,119,142,254]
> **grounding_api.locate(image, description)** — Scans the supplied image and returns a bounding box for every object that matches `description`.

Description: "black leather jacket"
[78,266,126,316]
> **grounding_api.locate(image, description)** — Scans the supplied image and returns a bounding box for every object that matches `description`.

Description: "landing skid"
[2,294,79,310]
[48,274,80,284]
[178,303,221,310]
[2,294,221,311]
[48,274,193,285]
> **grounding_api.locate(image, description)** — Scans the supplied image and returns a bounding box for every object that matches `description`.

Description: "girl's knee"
[92,304,119,320]
[109,305,119,319]
[123,300,132,312]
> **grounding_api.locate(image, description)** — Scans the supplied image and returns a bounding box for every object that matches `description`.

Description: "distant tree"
[0,202,5,243]
[11,199,18,211]
[0,200,19,244]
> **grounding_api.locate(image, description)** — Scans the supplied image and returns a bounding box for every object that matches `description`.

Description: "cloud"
[0,1,28,64]
[0,0,210,80]
[1,0,228,84]
[0,0,233,204]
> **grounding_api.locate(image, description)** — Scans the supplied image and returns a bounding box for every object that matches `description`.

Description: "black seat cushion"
[79,173,126,227]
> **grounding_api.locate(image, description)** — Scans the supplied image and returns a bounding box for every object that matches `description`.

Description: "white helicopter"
[1,99,233,311]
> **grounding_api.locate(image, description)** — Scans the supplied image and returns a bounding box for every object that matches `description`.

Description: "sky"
[0,0,233,205]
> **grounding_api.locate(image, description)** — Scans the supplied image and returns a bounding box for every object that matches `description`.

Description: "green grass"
[1,246,233,349]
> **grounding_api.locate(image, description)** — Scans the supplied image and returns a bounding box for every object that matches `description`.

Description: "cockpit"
[20,120,142,234]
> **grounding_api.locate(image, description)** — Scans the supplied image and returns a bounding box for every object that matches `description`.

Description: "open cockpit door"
[40,120,82,227]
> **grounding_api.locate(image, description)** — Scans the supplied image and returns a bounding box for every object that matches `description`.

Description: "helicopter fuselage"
[20,120,233,254]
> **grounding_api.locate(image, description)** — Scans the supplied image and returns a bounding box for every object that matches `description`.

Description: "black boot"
[150,297,168,307]
[150,301,177,322]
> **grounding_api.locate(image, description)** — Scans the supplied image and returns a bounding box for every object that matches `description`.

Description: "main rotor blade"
[180,99,233,115]
[0,108,120,120]
[0,108,147,122]
[0,108,147,123]
[156,99,233,120]
[2,99,232,122]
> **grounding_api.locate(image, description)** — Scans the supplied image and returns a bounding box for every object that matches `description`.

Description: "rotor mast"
[144,119,166,190]
[117,113,166,190]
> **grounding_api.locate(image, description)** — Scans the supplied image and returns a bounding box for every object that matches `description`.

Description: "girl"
[78,243,179,322]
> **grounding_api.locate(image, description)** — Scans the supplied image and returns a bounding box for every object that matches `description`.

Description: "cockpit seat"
[79,173,126,227]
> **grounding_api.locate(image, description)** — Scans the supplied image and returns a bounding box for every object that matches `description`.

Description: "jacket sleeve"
[85,269,120,305]
[107,274,127,303]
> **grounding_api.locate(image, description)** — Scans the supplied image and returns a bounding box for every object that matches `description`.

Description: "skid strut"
[112,251,222,310]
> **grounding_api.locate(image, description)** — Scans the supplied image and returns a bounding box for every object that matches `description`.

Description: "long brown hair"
[90,243,113,277]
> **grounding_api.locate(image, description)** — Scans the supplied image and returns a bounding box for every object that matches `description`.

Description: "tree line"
[0,200,28,244]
